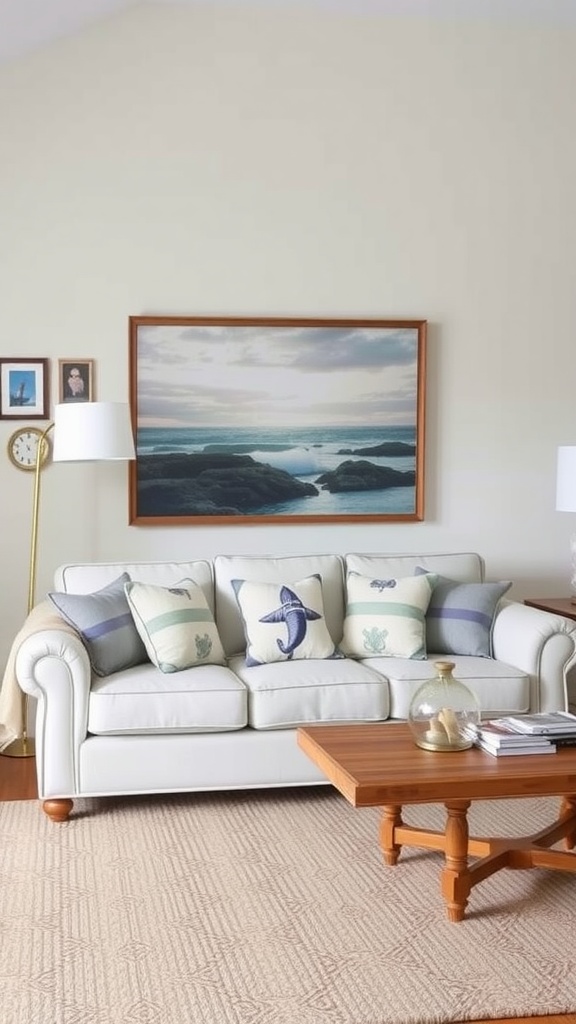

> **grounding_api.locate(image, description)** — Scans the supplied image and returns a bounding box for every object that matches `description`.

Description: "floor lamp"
[1,401,135,758]
[556,445,576,606]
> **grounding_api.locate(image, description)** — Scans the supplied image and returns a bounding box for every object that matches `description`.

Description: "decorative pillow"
[341,572,438,660]
[232,574,342,667]
[48,572,148,677]
[415,569,512,657]
[124,579,226,673]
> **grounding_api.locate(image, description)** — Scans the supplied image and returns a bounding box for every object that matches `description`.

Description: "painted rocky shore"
[137,450,415,517]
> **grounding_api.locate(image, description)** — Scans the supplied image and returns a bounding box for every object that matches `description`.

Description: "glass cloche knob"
[408,660,481,751]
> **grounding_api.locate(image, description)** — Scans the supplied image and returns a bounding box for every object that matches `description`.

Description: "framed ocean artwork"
[128,316,427,525]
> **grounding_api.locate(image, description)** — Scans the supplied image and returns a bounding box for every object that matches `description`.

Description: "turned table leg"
[560,795,576,850]
[43,799,73,823]
[380,804,404,865]
[441,800,471,922]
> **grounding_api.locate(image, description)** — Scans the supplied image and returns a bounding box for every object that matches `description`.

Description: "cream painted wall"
[1,3,576,667]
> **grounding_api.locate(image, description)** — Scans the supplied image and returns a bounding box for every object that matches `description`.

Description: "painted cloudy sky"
[135,322,422,430]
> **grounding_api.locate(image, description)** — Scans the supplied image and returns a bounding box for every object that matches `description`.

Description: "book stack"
[468,711,576,757]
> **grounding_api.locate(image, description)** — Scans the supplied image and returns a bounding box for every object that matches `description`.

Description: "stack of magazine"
[466,711,576,757]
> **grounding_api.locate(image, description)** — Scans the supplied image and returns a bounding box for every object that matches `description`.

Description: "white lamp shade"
[556,446,576,512]
[53,402,136,462]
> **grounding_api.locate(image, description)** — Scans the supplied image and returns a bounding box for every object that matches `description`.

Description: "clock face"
[7,427,50,471]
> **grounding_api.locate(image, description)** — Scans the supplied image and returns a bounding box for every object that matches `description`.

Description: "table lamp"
[556,445,576,605]
[2,401,135,758]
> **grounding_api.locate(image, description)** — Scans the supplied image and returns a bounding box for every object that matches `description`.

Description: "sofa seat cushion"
[87,663,247,735]
[228,654,389,729]
[361,655,530,720]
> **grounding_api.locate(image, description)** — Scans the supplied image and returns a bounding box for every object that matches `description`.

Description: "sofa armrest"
[16,629,91,798]
[492,600,576,712]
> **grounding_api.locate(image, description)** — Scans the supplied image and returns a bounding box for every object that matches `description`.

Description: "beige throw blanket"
[0,602,78,751]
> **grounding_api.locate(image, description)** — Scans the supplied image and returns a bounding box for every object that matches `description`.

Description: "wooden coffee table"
[297,722,576,922]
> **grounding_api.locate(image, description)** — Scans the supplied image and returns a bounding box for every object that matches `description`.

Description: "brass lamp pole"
[28,422,55,616]
[1,403,135,760]
[3,421,54,758]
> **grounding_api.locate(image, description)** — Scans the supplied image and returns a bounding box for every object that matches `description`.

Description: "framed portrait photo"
[129,315,427,526]
[0,358,49,419]
[58,359,94,404]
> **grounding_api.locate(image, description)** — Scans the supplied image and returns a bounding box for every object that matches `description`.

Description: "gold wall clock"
[7,426,50,471]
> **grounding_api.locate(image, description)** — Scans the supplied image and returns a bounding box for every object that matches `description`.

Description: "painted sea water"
[137,423,417,516]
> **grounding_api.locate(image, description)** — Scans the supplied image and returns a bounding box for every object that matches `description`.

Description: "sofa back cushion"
[55,561,215,612]
[214,554,345,658]
[345,552,484,584]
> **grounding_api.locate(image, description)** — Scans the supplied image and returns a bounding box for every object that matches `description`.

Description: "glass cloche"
[408,660,481,751]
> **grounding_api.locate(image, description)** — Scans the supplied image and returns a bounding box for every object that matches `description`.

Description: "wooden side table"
[524,596,576,621]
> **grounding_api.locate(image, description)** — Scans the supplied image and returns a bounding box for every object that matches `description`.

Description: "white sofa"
[15,551,576,821]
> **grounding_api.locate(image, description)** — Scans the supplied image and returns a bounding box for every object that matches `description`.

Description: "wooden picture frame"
[58,359,94,404]
[129,316,427,526]
[0,358,49,419]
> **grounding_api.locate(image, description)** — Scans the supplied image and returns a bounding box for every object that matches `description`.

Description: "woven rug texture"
[1,788,576,1024]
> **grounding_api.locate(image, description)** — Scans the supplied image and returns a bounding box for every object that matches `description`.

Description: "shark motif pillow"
[232,574,343,667]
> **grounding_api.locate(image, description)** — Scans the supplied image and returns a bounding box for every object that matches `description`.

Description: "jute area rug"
[2,788,576,1024]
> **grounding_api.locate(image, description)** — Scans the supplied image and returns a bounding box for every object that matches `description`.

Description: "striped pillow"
[124,579,226,672]
[48,572,148,677]
[341,572,437,660]
[415,570,512,657]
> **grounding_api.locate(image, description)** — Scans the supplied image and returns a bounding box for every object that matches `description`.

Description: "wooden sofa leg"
[43,799,73,822]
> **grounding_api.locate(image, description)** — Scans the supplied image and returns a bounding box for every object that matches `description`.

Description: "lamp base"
[1,736,35,758]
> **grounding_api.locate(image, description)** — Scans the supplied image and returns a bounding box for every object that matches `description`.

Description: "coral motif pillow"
[124,579,226,673]
[232,574,342,667]
[341,571,438,660]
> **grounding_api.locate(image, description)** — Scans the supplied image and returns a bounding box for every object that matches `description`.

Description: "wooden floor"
[0,750,37,800]
[1,756,574,1024]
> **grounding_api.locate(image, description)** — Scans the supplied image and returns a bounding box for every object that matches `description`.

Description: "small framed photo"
[0,358,49,419]
[58,359,94,404]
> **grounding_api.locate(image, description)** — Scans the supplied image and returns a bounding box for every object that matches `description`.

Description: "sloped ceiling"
[1,0,575,64]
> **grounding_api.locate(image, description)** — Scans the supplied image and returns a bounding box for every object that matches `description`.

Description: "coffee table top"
[297,723,576,806]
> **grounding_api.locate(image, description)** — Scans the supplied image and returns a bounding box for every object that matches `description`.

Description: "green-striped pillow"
[341,572,438,660]
[124,579,226,672]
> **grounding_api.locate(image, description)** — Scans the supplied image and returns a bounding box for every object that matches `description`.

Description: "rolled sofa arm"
[16,629,91,798]
[492,600,576,712]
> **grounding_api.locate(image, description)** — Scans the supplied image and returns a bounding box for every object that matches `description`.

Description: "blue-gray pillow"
[415,569,511,657]
[48,572,148,677]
